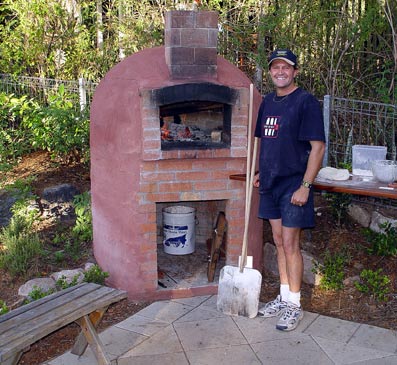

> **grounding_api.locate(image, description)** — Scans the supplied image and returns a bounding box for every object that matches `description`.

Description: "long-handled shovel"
[216,84,262,318]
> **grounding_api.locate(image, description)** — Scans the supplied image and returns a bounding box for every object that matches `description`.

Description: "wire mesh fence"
[0,74,97,111]
[323,96,397,168]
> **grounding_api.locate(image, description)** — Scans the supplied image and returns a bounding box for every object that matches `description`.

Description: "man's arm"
[291,140,325,205]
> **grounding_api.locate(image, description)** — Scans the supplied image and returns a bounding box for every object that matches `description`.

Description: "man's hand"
[253,173,260,188]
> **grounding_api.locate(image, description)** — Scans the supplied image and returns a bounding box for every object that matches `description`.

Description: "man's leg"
[281,226,303,293]
[257,218,288,317]
[275,226,304,331]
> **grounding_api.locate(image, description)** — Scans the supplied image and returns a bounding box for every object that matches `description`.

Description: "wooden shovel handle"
[240,137,258,272]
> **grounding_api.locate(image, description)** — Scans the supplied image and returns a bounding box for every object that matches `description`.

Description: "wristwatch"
[301,180,313,189]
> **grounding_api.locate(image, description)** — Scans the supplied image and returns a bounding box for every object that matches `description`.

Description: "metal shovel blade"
[216,265,262,318]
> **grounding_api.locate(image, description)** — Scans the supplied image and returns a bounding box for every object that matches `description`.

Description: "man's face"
[269,59,298,91]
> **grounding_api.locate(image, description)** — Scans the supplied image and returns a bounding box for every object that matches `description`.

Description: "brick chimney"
[164,10,218,79]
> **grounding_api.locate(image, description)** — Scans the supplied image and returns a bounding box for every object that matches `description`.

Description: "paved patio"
[45,295,397,365]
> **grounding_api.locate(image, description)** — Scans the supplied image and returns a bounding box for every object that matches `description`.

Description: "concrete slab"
[171,295,211,307]
[315,336,395,364]
[251,332,333,365]
[173,316,248,351]
[47,326,146,365]
[304,314,360,342]
[233,310,319,344]
[118,352,189,365]
[185,344,261,364]
[174,305,229,322]
[349,323,397,353]
[135,300,195,323]
[115,313,170,336]
[120,325,184,357]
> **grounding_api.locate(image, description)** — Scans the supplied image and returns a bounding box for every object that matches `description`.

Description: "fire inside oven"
[152,83,237,151]
[160,100,231,150]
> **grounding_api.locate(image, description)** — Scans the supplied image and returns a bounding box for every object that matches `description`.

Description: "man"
[254,49,325,331]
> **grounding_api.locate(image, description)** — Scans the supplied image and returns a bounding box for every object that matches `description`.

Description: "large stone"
[42,183,80,203]
[302,250,322,286]
[0,190,18,227]
[262,242,321,286]
[51,269,85,284]
[369,211,397,233]
[348,203,371,228]
[263,242,279,276]
[18,277,56,298]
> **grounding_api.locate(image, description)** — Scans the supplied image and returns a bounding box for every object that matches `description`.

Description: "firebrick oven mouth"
[152,82,237,150]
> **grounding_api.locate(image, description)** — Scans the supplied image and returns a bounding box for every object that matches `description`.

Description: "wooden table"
[229,173,397,200]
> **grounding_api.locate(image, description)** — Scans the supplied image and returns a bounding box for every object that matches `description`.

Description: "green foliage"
[0,194,42,277]
[84,264,109,285]
[325,193,352,227]
[56,274,80,290]
[0,92,37,169]
[354,268,391,301]
[72,192,92,242]
[363,222,397,257]
[313,248,350,291]
[23,85,90,161]
[0,217,42,277]
[0,300,9,315]
[25,285,55,303]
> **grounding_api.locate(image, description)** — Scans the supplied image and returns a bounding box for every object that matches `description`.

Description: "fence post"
[79,77,87,111]
[323,94,331,167]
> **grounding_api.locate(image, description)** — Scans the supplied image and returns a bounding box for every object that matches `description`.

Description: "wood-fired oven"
[90,10,263,300]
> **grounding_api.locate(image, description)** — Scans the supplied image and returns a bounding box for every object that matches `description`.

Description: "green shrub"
[56,274,80,290]
[84,264,109,285]
[0,300,9,315]
[72,192,92,242]
[363,222,397,257]
[25,285,55,303]
[23,85,90,161]
[313,248,350,290]
[0,198,42,277]
[355,269,391,301]
[0,92,37,169]
[325,192,352,227]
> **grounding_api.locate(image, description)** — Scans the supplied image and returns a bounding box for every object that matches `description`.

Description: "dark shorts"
[258,175,315,228]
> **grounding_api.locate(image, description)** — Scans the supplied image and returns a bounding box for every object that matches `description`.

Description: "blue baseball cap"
[268,49,298,68]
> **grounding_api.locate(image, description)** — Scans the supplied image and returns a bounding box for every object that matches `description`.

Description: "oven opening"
[160,100,231,150]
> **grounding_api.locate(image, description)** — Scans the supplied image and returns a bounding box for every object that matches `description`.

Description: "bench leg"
[72,311,111,365]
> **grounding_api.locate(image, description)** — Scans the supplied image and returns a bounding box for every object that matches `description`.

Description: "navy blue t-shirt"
[254,87,325,191]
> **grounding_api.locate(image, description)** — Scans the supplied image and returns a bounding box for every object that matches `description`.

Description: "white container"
[162,206,196,255]
[352,145,387,176]
[371,160,397,183]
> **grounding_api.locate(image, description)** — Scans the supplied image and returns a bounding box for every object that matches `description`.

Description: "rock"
[18,278,56,298]
[263,242,279,276]
[42,183,80,203]
[0,190,18,227]
[263,243,321,286]
[369,211,397,233]
[84,262,96,271]
[348,204,371,228]
[343,275,360,286]
[302,250,322,286]
[51,269,85,284]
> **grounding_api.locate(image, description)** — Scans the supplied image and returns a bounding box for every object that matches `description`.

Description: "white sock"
[280,284,289,302]
[288,291,301,307]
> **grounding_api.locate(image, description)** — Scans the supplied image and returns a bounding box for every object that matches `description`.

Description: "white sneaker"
[276,302,304,331]
[257,295,288,318]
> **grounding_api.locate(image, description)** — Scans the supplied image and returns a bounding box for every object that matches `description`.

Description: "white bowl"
[371,160,397,183]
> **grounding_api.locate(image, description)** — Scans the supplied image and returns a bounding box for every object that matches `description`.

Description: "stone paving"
[46,295,397,365]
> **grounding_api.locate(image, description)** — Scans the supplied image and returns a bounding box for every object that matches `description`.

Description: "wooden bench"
[0,282,127,365]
